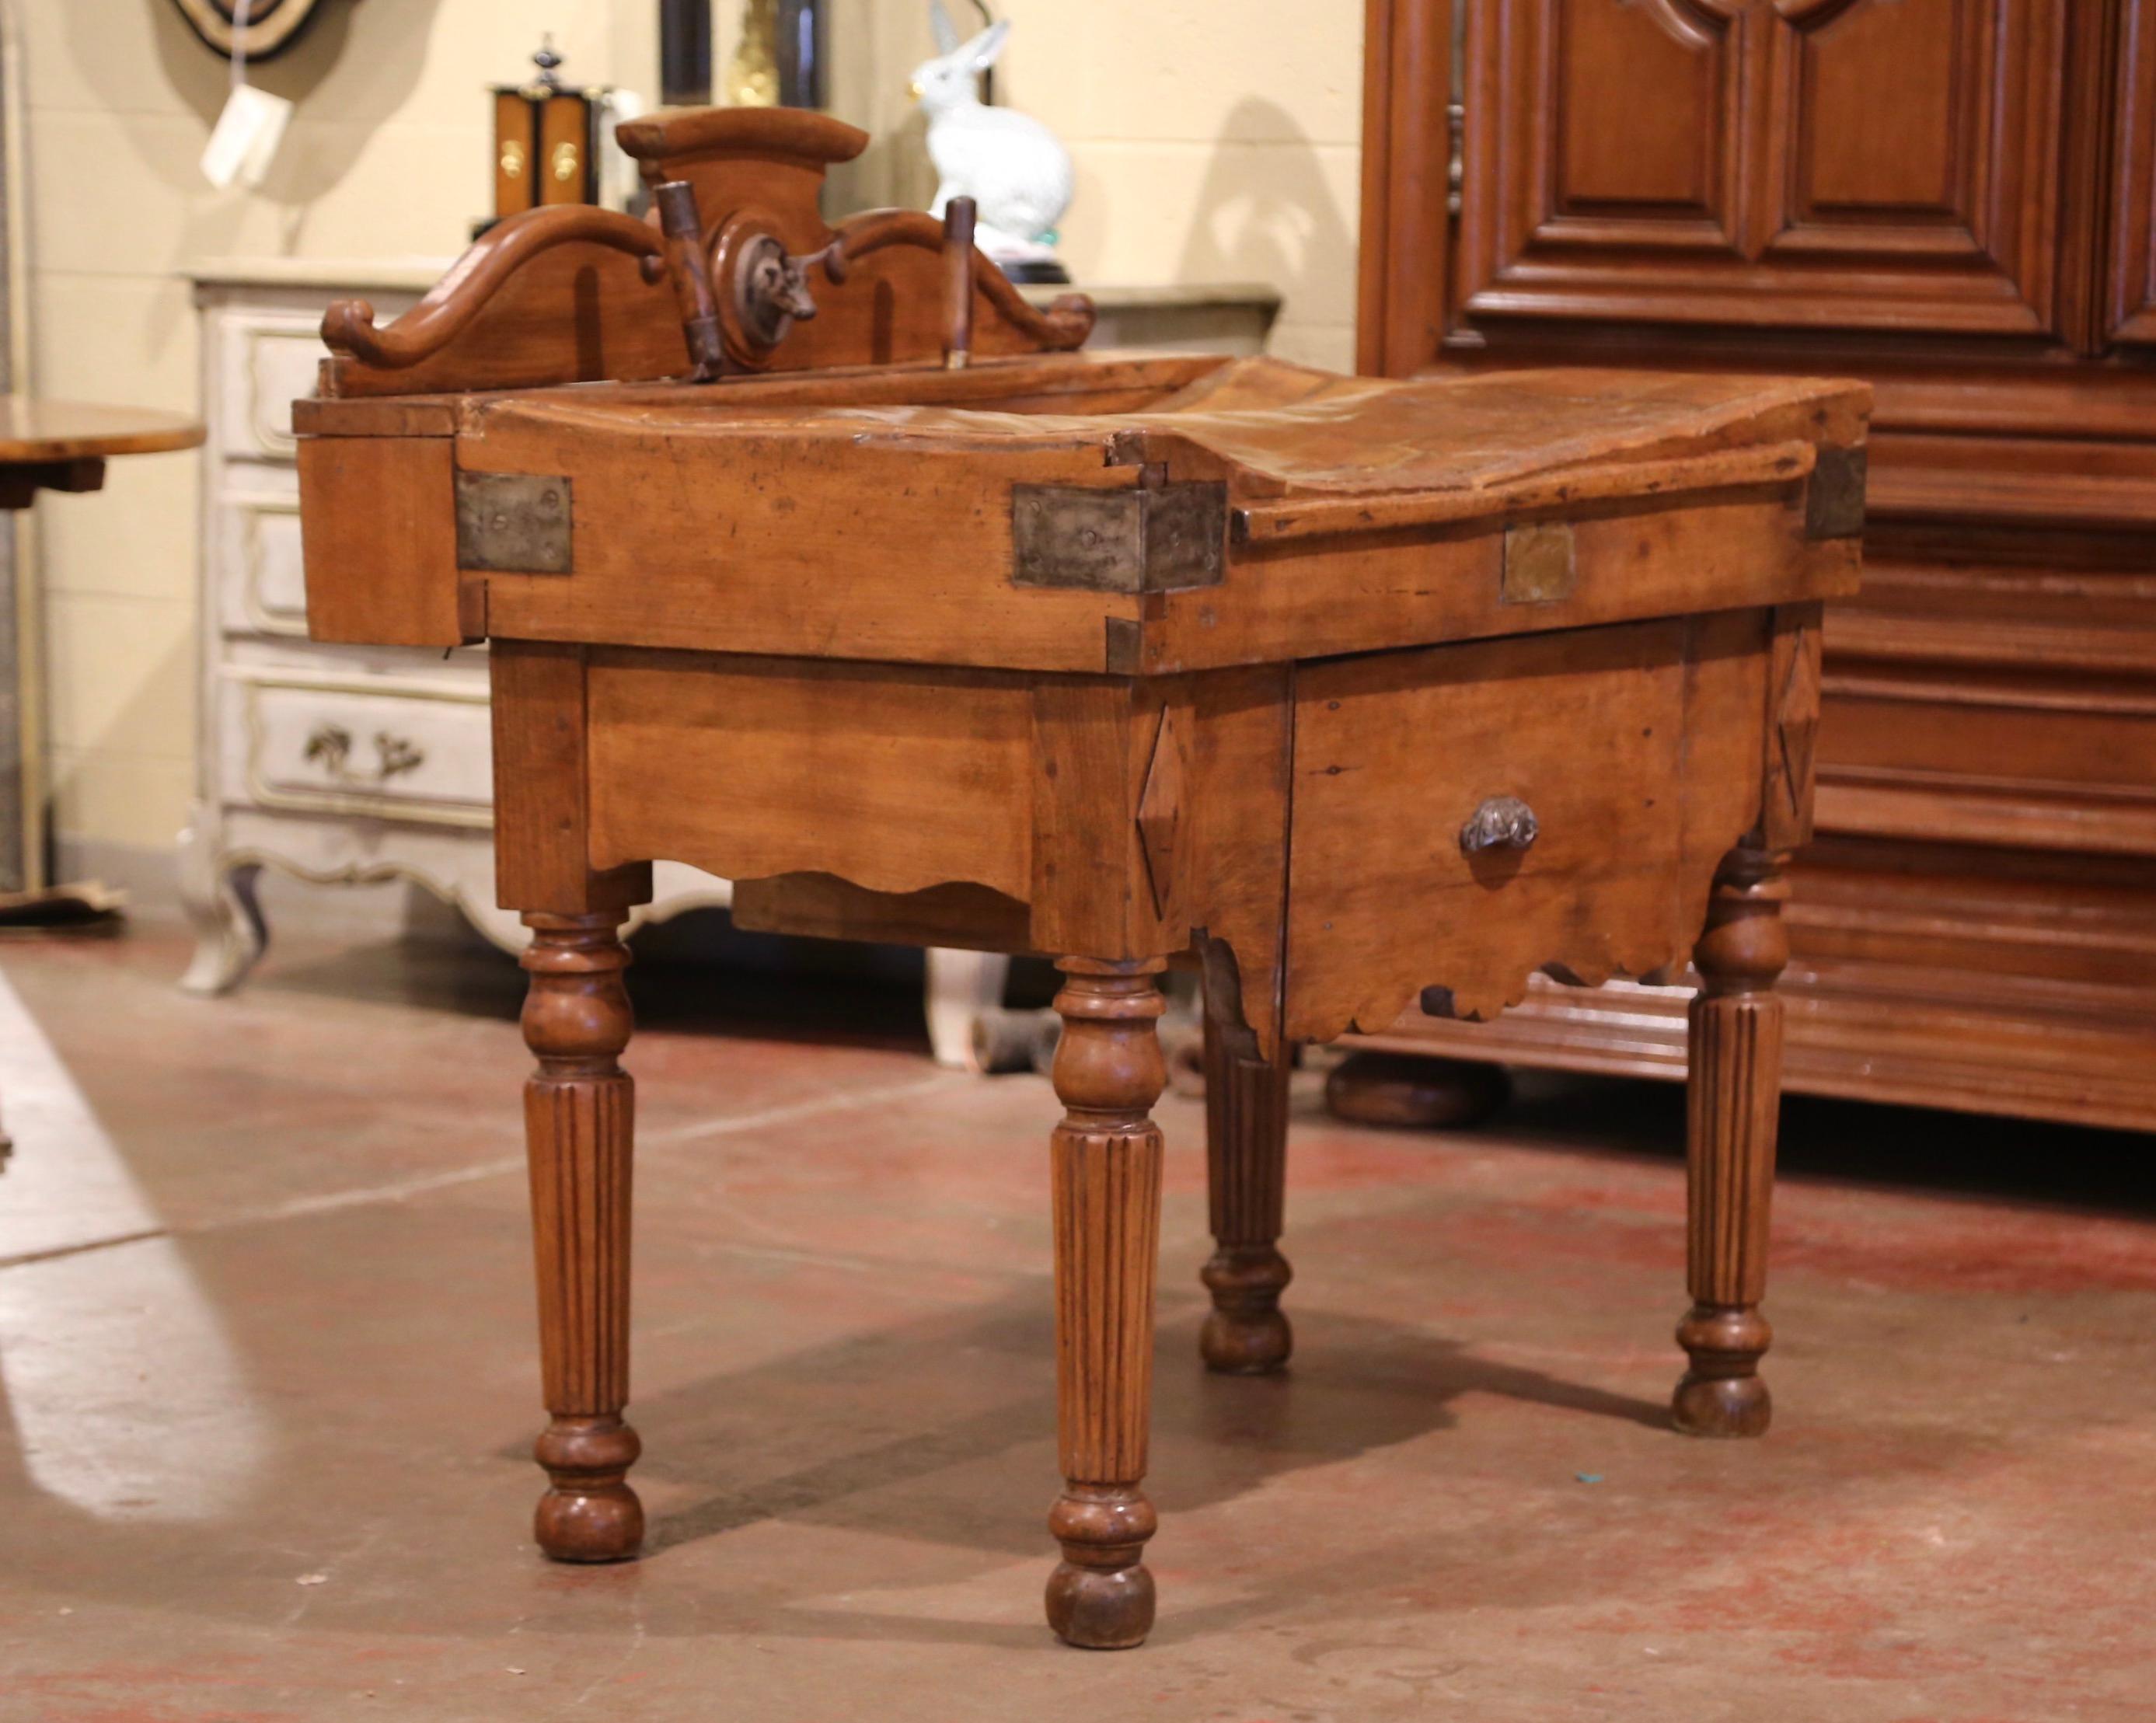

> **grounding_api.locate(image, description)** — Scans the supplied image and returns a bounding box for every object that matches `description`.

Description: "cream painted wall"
[26,0,1361,861]
[818,0,1365,371]
[23,0,659,860]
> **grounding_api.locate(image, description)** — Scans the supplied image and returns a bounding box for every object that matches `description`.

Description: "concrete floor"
[2,921,2154,1721]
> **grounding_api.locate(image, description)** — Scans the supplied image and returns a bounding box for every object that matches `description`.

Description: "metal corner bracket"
[1805,445,1867,541]
[455,471,574,574]
[1010,480,1228,594]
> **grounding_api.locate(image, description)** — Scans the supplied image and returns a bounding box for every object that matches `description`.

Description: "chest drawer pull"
[304,723,427,786]
[1460,796,1537,855]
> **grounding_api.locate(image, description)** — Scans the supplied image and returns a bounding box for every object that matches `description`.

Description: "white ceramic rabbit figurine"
[912,2,1075,277]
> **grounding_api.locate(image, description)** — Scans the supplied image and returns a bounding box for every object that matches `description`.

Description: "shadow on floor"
[0,1174,2018,1651]
[619,1295,1671,1565]
[1477,1068,2156,1222]
[255,914,2156,1219]
[249,909,948,1051]
[21,920,2133,1656]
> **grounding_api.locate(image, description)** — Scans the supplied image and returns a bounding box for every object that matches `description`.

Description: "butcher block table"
[295,107,1868,1648]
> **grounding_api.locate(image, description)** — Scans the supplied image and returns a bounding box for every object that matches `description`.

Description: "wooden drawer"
[582,651,1034,898]
[221,670,494,827]
[1815,542,2156,856]
[1816,667,2156,856]
[216,488,306,638]
[1283,616,1769,1040]
[216,314,323,461]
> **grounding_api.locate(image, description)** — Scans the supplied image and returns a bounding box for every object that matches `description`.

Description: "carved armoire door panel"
[1542,0,1745,244]
[1457,0,2071,338]
[2107,5,2156,347]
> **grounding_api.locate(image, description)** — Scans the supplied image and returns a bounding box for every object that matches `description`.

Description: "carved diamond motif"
[1776,624,1820,821]
[1136,707,1182,919]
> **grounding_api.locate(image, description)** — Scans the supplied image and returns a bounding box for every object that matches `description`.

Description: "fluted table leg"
[1199,1007,1293,1375]
[1675,846,1788,1439]
[522,911,644,1559]
[1045,957,1167,1649]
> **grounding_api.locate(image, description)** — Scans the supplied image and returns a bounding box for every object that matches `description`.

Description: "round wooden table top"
[0,398,204,466]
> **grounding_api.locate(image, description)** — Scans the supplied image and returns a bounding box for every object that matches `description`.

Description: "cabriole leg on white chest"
[177,803,268,996]
[923,947,1011,1070]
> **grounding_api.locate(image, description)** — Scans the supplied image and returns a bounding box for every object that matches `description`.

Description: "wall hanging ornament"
[166,0,344,61]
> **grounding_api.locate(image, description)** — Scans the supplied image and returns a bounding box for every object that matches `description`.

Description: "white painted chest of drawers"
[180,263,732,993]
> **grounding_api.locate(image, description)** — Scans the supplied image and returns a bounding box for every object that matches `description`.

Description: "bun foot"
[534,1416,645,1561]
[1199,1244,1293,1375]
[1046,1486,1156,1648]
[1323,1051,1511,1131]
[1045,1560,1156,1649]
[1672,1304,1772,1439]
[1673,1372,1771,1439]
[1200,1306,1293,1375]
[536,1481,645,1561]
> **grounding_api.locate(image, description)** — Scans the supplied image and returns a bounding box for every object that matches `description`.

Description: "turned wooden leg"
[1200,1009,1293,1375]
[1045,957,1167,1650]
[522,911,644,1560]
[1674,846,1788,1439]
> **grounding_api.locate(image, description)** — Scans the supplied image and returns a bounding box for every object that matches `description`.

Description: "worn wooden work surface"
[303,354,1864,673]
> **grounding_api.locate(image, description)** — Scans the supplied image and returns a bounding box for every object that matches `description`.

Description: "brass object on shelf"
[725,0,825,108]
[726,0,780,106]
[491,40,612,221]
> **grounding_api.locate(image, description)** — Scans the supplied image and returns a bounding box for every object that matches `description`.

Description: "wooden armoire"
[1352,0,2156,1131]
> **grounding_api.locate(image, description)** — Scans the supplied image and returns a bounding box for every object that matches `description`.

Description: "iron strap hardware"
[1805,445,1867,540]
[1010,481,1228,594]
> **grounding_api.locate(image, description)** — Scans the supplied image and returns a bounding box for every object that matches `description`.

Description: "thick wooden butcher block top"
[299,353,1868,675]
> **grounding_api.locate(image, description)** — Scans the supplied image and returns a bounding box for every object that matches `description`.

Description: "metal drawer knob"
[1460,795,1537,856]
